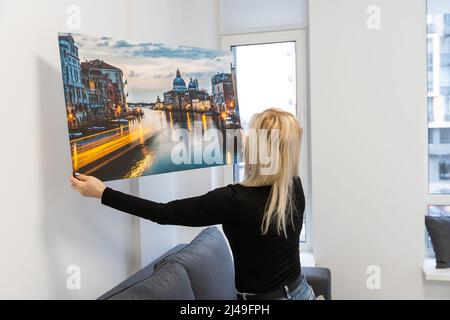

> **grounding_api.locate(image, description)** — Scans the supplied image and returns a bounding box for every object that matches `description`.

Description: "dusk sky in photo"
[72,34,233,103]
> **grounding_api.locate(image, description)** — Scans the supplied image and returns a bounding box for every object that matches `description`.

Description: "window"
[231,42,297,131]
[221,30,311,250]
[428,97,434,121]
[427,0,450,261]
[440,128,450,143]
[428,1,450,194]
[230,41,297,186]
[230,41,297,184]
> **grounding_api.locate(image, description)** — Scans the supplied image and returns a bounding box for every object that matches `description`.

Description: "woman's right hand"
[70,173,106,199]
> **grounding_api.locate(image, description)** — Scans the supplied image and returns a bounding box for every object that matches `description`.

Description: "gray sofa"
[98,227,331,300]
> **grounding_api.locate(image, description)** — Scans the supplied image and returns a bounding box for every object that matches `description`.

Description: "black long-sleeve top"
[101,177,305,293]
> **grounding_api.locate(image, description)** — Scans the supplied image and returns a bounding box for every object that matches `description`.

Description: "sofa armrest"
[302,266,332,300]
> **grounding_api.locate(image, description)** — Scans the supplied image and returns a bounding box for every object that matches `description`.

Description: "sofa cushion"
[108,260,195,300]
[162,227,236,300]
[425,215,450,268]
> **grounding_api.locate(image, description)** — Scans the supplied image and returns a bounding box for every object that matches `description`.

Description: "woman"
[70,108,315,300]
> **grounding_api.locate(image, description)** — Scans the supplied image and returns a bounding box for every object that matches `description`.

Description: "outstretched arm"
[69,173,235,226]
[101,186,231,226]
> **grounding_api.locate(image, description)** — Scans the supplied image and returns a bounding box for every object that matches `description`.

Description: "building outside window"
[427,0,450,260]
[428,4,450,193]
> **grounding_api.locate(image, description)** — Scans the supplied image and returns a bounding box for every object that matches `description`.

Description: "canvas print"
[58,33,241,181]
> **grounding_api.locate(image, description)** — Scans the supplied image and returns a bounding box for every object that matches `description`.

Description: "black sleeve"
[293,176,305,216]
[101,185,239,226]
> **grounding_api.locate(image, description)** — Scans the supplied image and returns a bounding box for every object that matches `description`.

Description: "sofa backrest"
[162,227,237,300]
[108,260,195,300]
[99,227,236,300]
[98,244,188,300]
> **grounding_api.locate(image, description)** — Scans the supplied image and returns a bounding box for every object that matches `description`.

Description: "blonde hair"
[241,108,303,237]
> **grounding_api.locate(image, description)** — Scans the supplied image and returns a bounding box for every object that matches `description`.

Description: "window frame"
[220,29,312,252]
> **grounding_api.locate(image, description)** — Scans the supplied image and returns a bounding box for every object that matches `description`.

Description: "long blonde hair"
[241,108,303,237]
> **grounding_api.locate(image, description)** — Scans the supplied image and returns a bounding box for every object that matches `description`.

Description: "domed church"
[172,69,187,92]
[162,68,211,111]
[188,77,199,91]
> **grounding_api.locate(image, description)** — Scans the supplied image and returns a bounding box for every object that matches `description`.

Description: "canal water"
[88,109,240,181]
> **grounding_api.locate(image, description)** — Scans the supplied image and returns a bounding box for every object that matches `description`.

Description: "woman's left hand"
[70,173,106,199]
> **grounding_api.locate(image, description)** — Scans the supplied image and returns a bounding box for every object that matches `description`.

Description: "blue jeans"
[277,272,316,300]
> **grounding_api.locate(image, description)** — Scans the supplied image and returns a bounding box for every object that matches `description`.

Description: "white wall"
[309,0,450,299]
[0,0,134,300]
[0,0,221,299]
[126,0,220,47]
[220,0,308,34]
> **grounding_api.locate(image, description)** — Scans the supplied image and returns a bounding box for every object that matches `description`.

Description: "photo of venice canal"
[59,33,241,181]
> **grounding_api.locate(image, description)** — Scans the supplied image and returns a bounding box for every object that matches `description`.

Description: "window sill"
[422,258,450,281]
[300,251,316,267]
